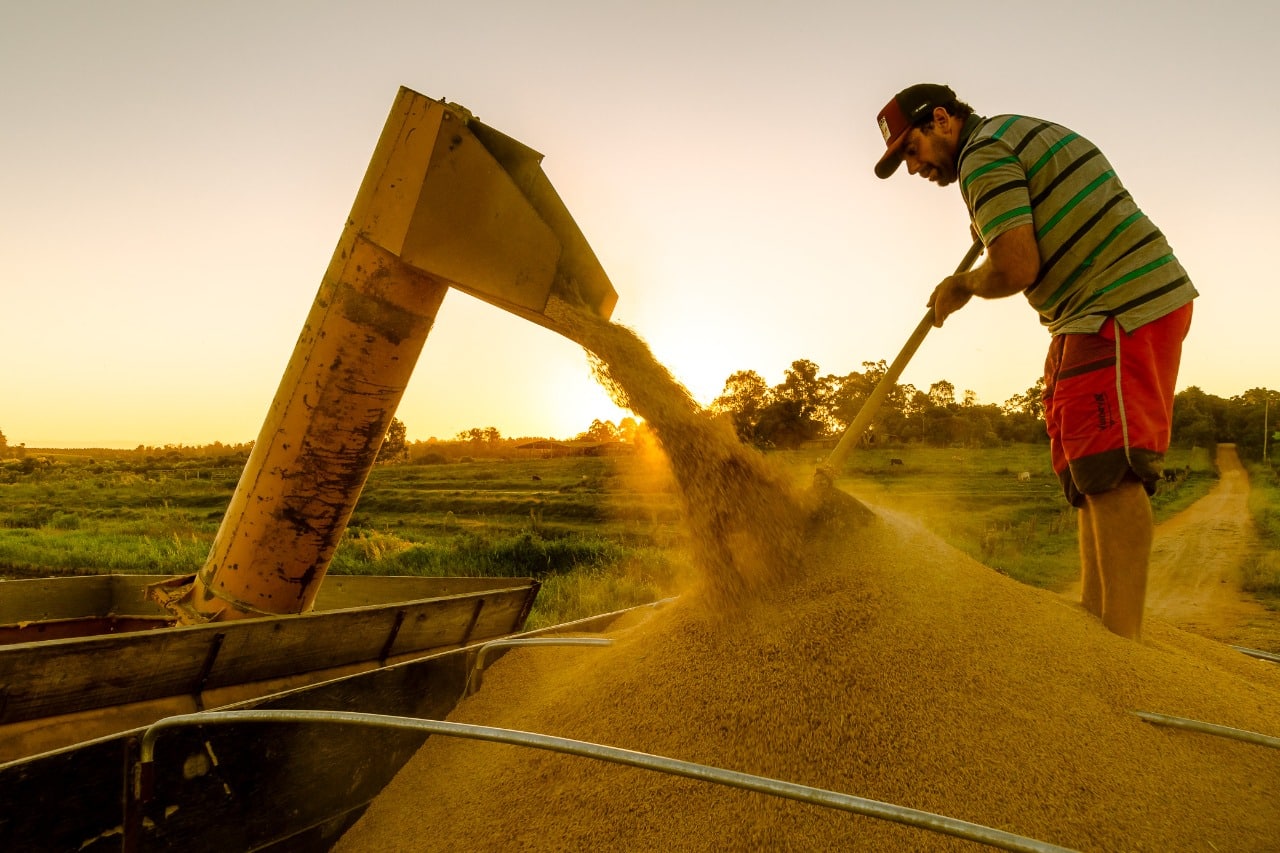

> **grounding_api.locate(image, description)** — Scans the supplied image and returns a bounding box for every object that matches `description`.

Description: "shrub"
[49,511,82,530]
[376,530,627,578]
[415,452,448,465]
[1241,551,1280,599]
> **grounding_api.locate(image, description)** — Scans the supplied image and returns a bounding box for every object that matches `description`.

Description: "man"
[873,83,1196,639]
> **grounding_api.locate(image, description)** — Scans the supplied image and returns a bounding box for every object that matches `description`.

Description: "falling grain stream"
[338,305,1280,851]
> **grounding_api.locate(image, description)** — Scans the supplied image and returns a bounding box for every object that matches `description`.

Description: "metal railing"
[1232,645,1280,664]
[1133,711,1280,750]
[466,636,614,694]
[138,709,1077,852]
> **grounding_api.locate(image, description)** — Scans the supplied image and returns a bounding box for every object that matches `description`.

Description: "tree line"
[704,358,1277,462]
[2,377,1273,466]
[372,417,644,463]
[708,359,1046,451]
[376,362,1273,464]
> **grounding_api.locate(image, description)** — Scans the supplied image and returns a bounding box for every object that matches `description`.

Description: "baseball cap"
[874,83,956,179]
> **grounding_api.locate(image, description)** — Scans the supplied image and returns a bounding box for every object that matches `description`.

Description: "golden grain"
[338,303,1280,852]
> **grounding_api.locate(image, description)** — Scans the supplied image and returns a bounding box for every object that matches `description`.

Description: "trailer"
[0,85,621,850]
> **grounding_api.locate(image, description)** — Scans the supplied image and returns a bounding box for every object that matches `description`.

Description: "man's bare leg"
[1081,479,1154,639]
[1077,504,1103,619]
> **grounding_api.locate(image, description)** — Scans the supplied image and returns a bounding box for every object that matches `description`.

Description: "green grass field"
[782,443,1219,592]
[1242,459,1280,608]
[0,443,1253,626]
[0,452,688,628]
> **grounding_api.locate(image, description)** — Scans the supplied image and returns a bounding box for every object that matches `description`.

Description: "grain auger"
[149,87,617,623]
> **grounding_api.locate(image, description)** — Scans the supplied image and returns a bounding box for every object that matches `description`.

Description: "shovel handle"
[819,238,984,479]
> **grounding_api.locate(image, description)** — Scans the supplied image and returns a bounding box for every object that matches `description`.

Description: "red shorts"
[1042,303,1192,507]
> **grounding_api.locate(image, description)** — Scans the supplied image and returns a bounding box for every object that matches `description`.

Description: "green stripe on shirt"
[1035,171,1115,238]
[1035,211,1146,312]
[992,116,1021,139]
[1027,133,1078,179]
[980,206,1032,238]
[1074,254,1177,312]
[963,156,1020,191]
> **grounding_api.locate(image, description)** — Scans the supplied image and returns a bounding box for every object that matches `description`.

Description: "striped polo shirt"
[957,114,1197,334]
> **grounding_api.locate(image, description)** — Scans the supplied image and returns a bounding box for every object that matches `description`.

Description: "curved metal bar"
[468,637,614,694]
[1231,645,1280,664]
[139,709,1077,853]
[1133,711,1280,750]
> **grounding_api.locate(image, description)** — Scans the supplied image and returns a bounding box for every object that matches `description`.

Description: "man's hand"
[925,224,1040,327]
[928,276,973,327]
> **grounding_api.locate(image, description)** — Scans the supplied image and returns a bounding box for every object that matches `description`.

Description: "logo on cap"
[878,115,891,142]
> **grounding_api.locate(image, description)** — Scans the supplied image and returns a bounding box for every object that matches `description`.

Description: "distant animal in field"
[531,475,542,481]
[1017,471,1031,482]
[1163,468,1179,483]
[890,458,904,466]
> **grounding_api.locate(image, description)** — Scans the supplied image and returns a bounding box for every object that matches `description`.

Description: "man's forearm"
[976,223,1041,296]
[959,255,1035,299]
[928,224,1040,326]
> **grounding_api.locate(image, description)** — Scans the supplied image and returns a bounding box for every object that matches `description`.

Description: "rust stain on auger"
[150,88,617,623]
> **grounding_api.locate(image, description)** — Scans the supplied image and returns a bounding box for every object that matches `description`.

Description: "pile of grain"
[337,305,1280,851]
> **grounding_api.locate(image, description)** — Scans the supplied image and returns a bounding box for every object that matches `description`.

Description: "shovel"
[813,238,985,499]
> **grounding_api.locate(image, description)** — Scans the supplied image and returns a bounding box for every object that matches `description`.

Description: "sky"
[2,1,1276,449]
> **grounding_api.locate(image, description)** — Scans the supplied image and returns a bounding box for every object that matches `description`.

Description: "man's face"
[901,124,959,186]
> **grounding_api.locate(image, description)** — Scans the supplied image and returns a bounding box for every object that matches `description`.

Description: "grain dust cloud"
[339,300,1280,852]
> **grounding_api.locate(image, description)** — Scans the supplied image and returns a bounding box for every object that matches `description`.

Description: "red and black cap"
[874,83,956,179]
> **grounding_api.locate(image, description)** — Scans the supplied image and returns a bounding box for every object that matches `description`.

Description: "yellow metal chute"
[151,88,617,622]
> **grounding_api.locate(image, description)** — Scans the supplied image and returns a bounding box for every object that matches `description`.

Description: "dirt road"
[1144,443,1280,651]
